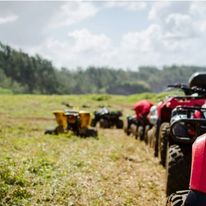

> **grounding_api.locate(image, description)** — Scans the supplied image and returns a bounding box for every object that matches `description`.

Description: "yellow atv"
[45,110,98,137]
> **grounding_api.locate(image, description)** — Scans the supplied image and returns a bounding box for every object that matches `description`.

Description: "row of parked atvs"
[45,104,124,138]
[45,72,206,205]
[124,72,206,206]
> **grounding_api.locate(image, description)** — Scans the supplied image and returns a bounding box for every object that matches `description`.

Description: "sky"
[0,1,206,70]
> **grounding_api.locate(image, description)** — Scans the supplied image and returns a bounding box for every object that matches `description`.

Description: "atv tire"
[79,128,98,138]
[85,128,98,137]
[147,126,156,149]
[124,126,131,136]
[45,126,64,135]
[45,129,56,135]
[166,144,192,197]
[166,190,189,206]
[138,126,144,141]
[159,122,170,167]
[144,125,151,144]
[91,119,97,127]
[116,119,124,129]
[129,124,138,138]
[99,119,110,128]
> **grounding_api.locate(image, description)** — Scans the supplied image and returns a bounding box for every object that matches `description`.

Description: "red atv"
[166,105,206,196]
[166,133,206,206]
[125,100,153,140]
[154,72,206,167]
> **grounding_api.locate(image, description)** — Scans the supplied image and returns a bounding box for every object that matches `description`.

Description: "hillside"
[1,42,206,95]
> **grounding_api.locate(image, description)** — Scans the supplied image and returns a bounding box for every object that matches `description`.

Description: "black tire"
[129,124,138,138]
[116,119,124,129]
[91,119,97,127]
[144,125,151,144]
[45,129,55,135]
[85,128,98,137]
[159,122,170,167]
[124,126,131,136]
[99,119,109,128]
[138,126,144,141]
[147,126,156,149]
[166,144,192,197]
[166,190,189,206]
[45,126,64,135]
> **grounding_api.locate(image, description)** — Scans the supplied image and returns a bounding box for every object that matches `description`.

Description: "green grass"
[0,94,166,205]
[0,88,13,94]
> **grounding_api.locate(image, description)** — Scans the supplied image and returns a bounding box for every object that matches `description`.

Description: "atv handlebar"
[167,84,206,96]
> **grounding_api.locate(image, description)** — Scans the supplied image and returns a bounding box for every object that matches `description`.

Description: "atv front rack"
[170,106,206,143]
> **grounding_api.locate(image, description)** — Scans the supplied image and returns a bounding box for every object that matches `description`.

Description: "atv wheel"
[88,129,98,137]
[45,126,64,135]
[99,119,109,128]
[82,128,98,138]
[138,126,144,141]
[147,126,156,149]
[166,190,189,206]
[45,129,56,135]
[159,122,170,167]
[124,126,131,136]
[91,119,97,127]
[144,125,151,144]
[166,144,192,196]
[116,119,124,129]
[129,124,138,138]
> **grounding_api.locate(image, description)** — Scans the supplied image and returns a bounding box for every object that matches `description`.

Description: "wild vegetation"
[0,94,167,206]
[1,42,206,95]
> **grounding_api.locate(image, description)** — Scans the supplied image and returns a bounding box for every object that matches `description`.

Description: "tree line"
[0,42,206,95]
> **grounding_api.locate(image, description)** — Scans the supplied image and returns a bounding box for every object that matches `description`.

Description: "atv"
[124,100,153,141]
[166,133,206,206]
[165,105,206,196]
[45,109,98,137]
[154,72,206,167]
[145,105,158,148]
[91,107,124,129]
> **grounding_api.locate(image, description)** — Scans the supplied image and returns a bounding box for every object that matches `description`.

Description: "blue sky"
[0,1,206,70]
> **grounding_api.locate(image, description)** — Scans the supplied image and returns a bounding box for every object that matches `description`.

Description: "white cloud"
[149,1,190,21]
[165,13,198,39]
[121,25,162,53]
[27,29,113,68]
[145,1,203,53]
[67,29,111,53]
[0,15,18,24]
[4,1,206,69]
[190,2,206,19]
[189,2,206,33]
[105,1,147,11]
[49,2,98,28]
[149,1,171,21]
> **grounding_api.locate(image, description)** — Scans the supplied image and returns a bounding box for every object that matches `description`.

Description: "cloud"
[2,1,206,69]
[164,13,198,39]
[190,2,206,19]
[121,25,162,53]
[67,29,111,53]
[149,1,190,21]
[27,29,113,68]
[49,2,98,28]
[105,1,147,11]
[0,15,18,24]
[145,1,203,53]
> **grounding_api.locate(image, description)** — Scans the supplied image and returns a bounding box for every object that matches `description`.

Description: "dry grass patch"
[0,95,166,205]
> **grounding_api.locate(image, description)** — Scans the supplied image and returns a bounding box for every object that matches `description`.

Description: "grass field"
[0,94,166,206]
